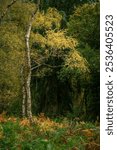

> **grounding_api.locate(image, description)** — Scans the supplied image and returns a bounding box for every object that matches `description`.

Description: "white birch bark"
[21,65,26,117]
[25,0,40,119]
[22,85,26,117]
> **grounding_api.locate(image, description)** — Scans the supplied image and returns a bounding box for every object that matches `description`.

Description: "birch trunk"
[21,65,26,117]
[25,33,32,119]
[25,0,40,119]
[22,85,26,117]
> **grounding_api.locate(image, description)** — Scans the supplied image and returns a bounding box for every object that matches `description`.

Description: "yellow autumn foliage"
[31,7,89,78]
[31,32,47,48]
[32,8,77,51]
[65,50,89,73]
[31,30,77,59]
[32,8,62,30]
[46,30,77,50]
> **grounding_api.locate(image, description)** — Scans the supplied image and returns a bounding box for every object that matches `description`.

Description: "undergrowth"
[0,113,100,150]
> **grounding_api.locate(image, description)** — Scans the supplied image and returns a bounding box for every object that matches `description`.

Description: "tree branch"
[31,63,65,71]
[0,0,17,23]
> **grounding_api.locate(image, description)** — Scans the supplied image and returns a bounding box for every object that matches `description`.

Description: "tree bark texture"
[21,65,26,117]
[25,0,40,119]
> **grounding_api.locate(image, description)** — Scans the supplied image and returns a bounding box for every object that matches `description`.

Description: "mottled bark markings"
[25,0,40,119]
[21,65,26,117]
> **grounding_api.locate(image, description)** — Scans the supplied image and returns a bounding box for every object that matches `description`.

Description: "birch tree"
[24,0,40,119]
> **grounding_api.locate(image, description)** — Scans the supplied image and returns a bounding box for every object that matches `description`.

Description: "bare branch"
[0,0,17,22]
[31,63,65,71]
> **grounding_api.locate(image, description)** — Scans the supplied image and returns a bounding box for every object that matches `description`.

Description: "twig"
[31,63,65,71]
[0,0,17,22]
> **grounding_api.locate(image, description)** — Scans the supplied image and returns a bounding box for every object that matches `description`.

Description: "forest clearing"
[0,0,100,149]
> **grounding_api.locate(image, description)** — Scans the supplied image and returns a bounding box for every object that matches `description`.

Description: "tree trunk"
[22,85,26,117]
[25,0,40,119]
[25,31,32,119]
[21,65,26,117]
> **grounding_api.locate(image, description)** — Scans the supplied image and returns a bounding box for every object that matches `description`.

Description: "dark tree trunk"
[0,0,17,23]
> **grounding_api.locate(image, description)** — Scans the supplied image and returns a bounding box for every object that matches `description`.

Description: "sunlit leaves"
[32,8,62,30]
[58,49,90,82]
[65,50,89,73]
[46,30,77,50]
[31,32,46,48]
[31,8,88,80]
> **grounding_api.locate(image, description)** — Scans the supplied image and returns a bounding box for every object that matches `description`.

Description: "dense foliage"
[0,0,100,149]
[0,0,99,122]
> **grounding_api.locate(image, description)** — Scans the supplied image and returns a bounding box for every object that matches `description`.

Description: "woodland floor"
[0,113,100,150]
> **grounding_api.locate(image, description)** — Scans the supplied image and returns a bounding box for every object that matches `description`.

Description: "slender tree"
[24,0,40,119]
